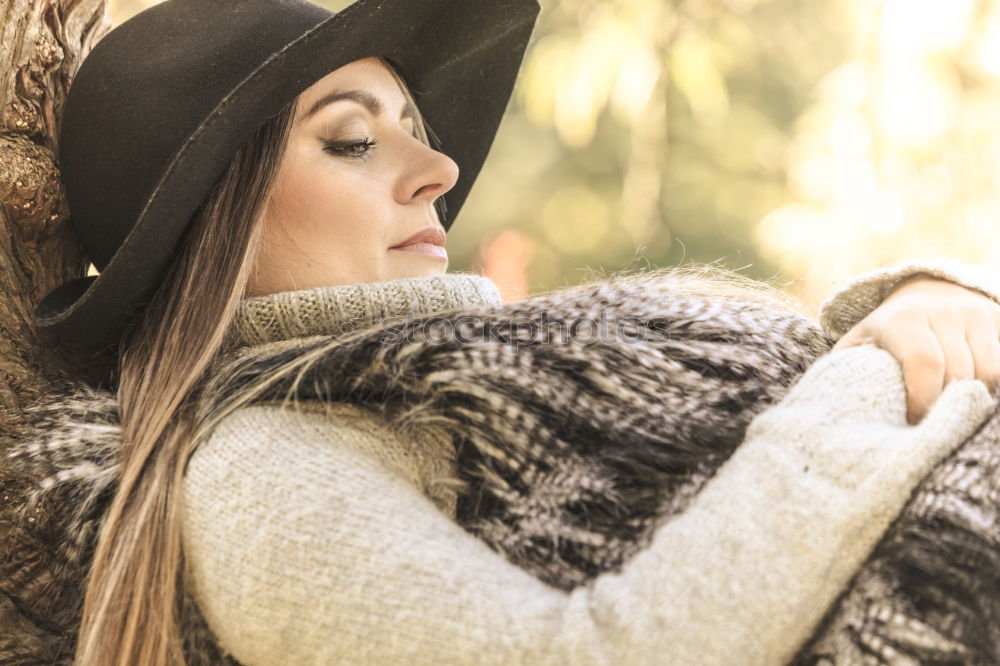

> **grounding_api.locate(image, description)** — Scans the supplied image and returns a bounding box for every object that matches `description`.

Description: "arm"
[182,352,993,666]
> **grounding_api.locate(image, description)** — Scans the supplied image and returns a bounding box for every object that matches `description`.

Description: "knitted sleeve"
[819,257,1000,341]
[182,346,993,666]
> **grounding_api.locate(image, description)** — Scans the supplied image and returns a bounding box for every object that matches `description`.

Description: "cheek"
[269,151,389,249]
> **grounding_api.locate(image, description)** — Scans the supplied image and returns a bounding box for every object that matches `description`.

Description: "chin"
[390,254,448,269]
[415,264,449,277]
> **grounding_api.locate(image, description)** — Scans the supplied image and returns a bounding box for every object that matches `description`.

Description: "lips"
[390,226,446,249]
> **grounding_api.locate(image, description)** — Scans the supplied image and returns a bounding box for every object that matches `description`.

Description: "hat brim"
[35,0,539,356]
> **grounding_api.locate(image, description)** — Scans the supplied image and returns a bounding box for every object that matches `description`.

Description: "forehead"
[296,57,406,120]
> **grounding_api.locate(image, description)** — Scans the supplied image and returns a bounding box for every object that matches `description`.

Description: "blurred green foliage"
[453,0,854,300]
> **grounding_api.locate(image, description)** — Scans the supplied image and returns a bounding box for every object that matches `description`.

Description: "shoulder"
[179,403,459,664]
[186,402,404,495]
[185,401,460,518]
[193,401,398,461]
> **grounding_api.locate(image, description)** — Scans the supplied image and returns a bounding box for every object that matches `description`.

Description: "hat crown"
[58,0,335,269]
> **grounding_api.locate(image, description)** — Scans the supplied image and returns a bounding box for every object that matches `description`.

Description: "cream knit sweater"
[182,262,998,666]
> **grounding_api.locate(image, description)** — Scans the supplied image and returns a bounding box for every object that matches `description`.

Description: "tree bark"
[0,0,109,423]
[1,1,109,662]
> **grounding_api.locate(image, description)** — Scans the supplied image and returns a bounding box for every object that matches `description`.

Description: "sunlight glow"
[757,0,1000,307]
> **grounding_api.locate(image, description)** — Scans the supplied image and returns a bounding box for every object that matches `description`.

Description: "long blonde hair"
[73,59,436,666]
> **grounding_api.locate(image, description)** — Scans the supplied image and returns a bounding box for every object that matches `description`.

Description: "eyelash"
[323,136,379,161]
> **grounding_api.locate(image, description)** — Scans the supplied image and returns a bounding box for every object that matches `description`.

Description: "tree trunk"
[0,0,108,422]
[1,0,109,661]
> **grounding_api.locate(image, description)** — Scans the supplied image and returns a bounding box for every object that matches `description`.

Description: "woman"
[19,0,1000,664]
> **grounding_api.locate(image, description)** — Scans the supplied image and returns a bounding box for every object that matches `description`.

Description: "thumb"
[832,325,872,352]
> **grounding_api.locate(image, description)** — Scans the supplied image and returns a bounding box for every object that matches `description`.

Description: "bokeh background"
[108,0,1000,313]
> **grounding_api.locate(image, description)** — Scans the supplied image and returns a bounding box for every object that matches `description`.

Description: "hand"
[834,275,1000,424]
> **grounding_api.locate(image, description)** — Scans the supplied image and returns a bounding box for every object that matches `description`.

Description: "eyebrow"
[301,88,417,124]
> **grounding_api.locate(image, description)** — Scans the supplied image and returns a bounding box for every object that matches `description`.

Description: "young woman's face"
[248,56,459,294]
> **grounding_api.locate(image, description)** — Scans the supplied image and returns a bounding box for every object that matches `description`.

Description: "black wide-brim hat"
[34,0,540,357]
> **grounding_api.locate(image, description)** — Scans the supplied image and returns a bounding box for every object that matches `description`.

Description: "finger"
[929,316,977,385]
[876,322,944,425]
[965,314,1000,390]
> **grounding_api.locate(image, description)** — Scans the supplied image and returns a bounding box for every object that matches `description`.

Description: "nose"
[396,137,460,212]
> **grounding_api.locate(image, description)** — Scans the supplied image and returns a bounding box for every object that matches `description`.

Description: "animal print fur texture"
[210,275,830,591]
[0,384,119,665]
[4,270,1000,664]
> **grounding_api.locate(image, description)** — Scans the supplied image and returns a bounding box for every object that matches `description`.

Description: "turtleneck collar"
[221,272,503,354]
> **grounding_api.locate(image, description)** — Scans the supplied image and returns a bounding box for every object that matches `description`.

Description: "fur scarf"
[2,270,999,665]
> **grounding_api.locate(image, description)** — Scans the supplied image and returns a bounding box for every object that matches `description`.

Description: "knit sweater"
[181,262,997,666]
